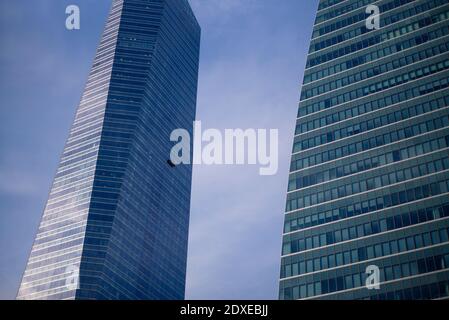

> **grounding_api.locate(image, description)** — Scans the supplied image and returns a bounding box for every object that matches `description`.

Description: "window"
[336,253,343,266]
[398,239,407,252]
[367,246,375,259]
[385,266,394,281]
[300,262,306,274]
[307,260,313,273]
[383,242,391,255]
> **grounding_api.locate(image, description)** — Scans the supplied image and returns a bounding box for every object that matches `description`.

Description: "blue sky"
[0,0,318,299]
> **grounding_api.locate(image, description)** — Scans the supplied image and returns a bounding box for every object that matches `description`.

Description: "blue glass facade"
[280,0,449,300]
[17,0,200,300]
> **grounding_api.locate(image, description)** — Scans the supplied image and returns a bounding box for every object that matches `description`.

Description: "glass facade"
[280,0,449,300]
[17,0,200,300]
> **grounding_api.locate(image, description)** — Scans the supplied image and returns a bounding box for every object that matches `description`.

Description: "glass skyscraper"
[17,0,200,300]
[280,0,449,300]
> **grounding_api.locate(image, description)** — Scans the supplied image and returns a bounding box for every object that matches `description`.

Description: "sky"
[0,0,318,300]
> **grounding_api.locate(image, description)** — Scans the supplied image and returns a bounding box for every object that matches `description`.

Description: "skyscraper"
[280,0,449,300]
[17,0,200,300]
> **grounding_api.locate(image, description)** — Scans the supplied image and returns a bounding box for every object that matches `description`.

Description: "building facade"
[280,0,449,300]
[17,0,200,300]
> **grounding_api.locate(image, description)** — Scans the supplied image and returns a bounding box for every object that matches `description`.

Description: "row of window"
[26,246,83,273]
[291,113,449,172]
[302,58,449,124]
[281,224,449,277]
[302,61,449,124]
[311,0,435,53]
[28,237,84,263]
[313,0,418,39]
[282,253,449,299]
[285,143,447,228]
[293,104,449,161]
[317,0,346,12]
[289,136,448,193]
[315,0,377,25]
[361,279,449,300]
[303,38,449,100]
[283,202,449,256]
[291,93,449,164]
[307,8,449,68]
[303,22,448,88]
[296,93,449,155]
[305,54,448,112]
[285,177,449,235]
[297,85,449,138]
[287,154,449,212]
